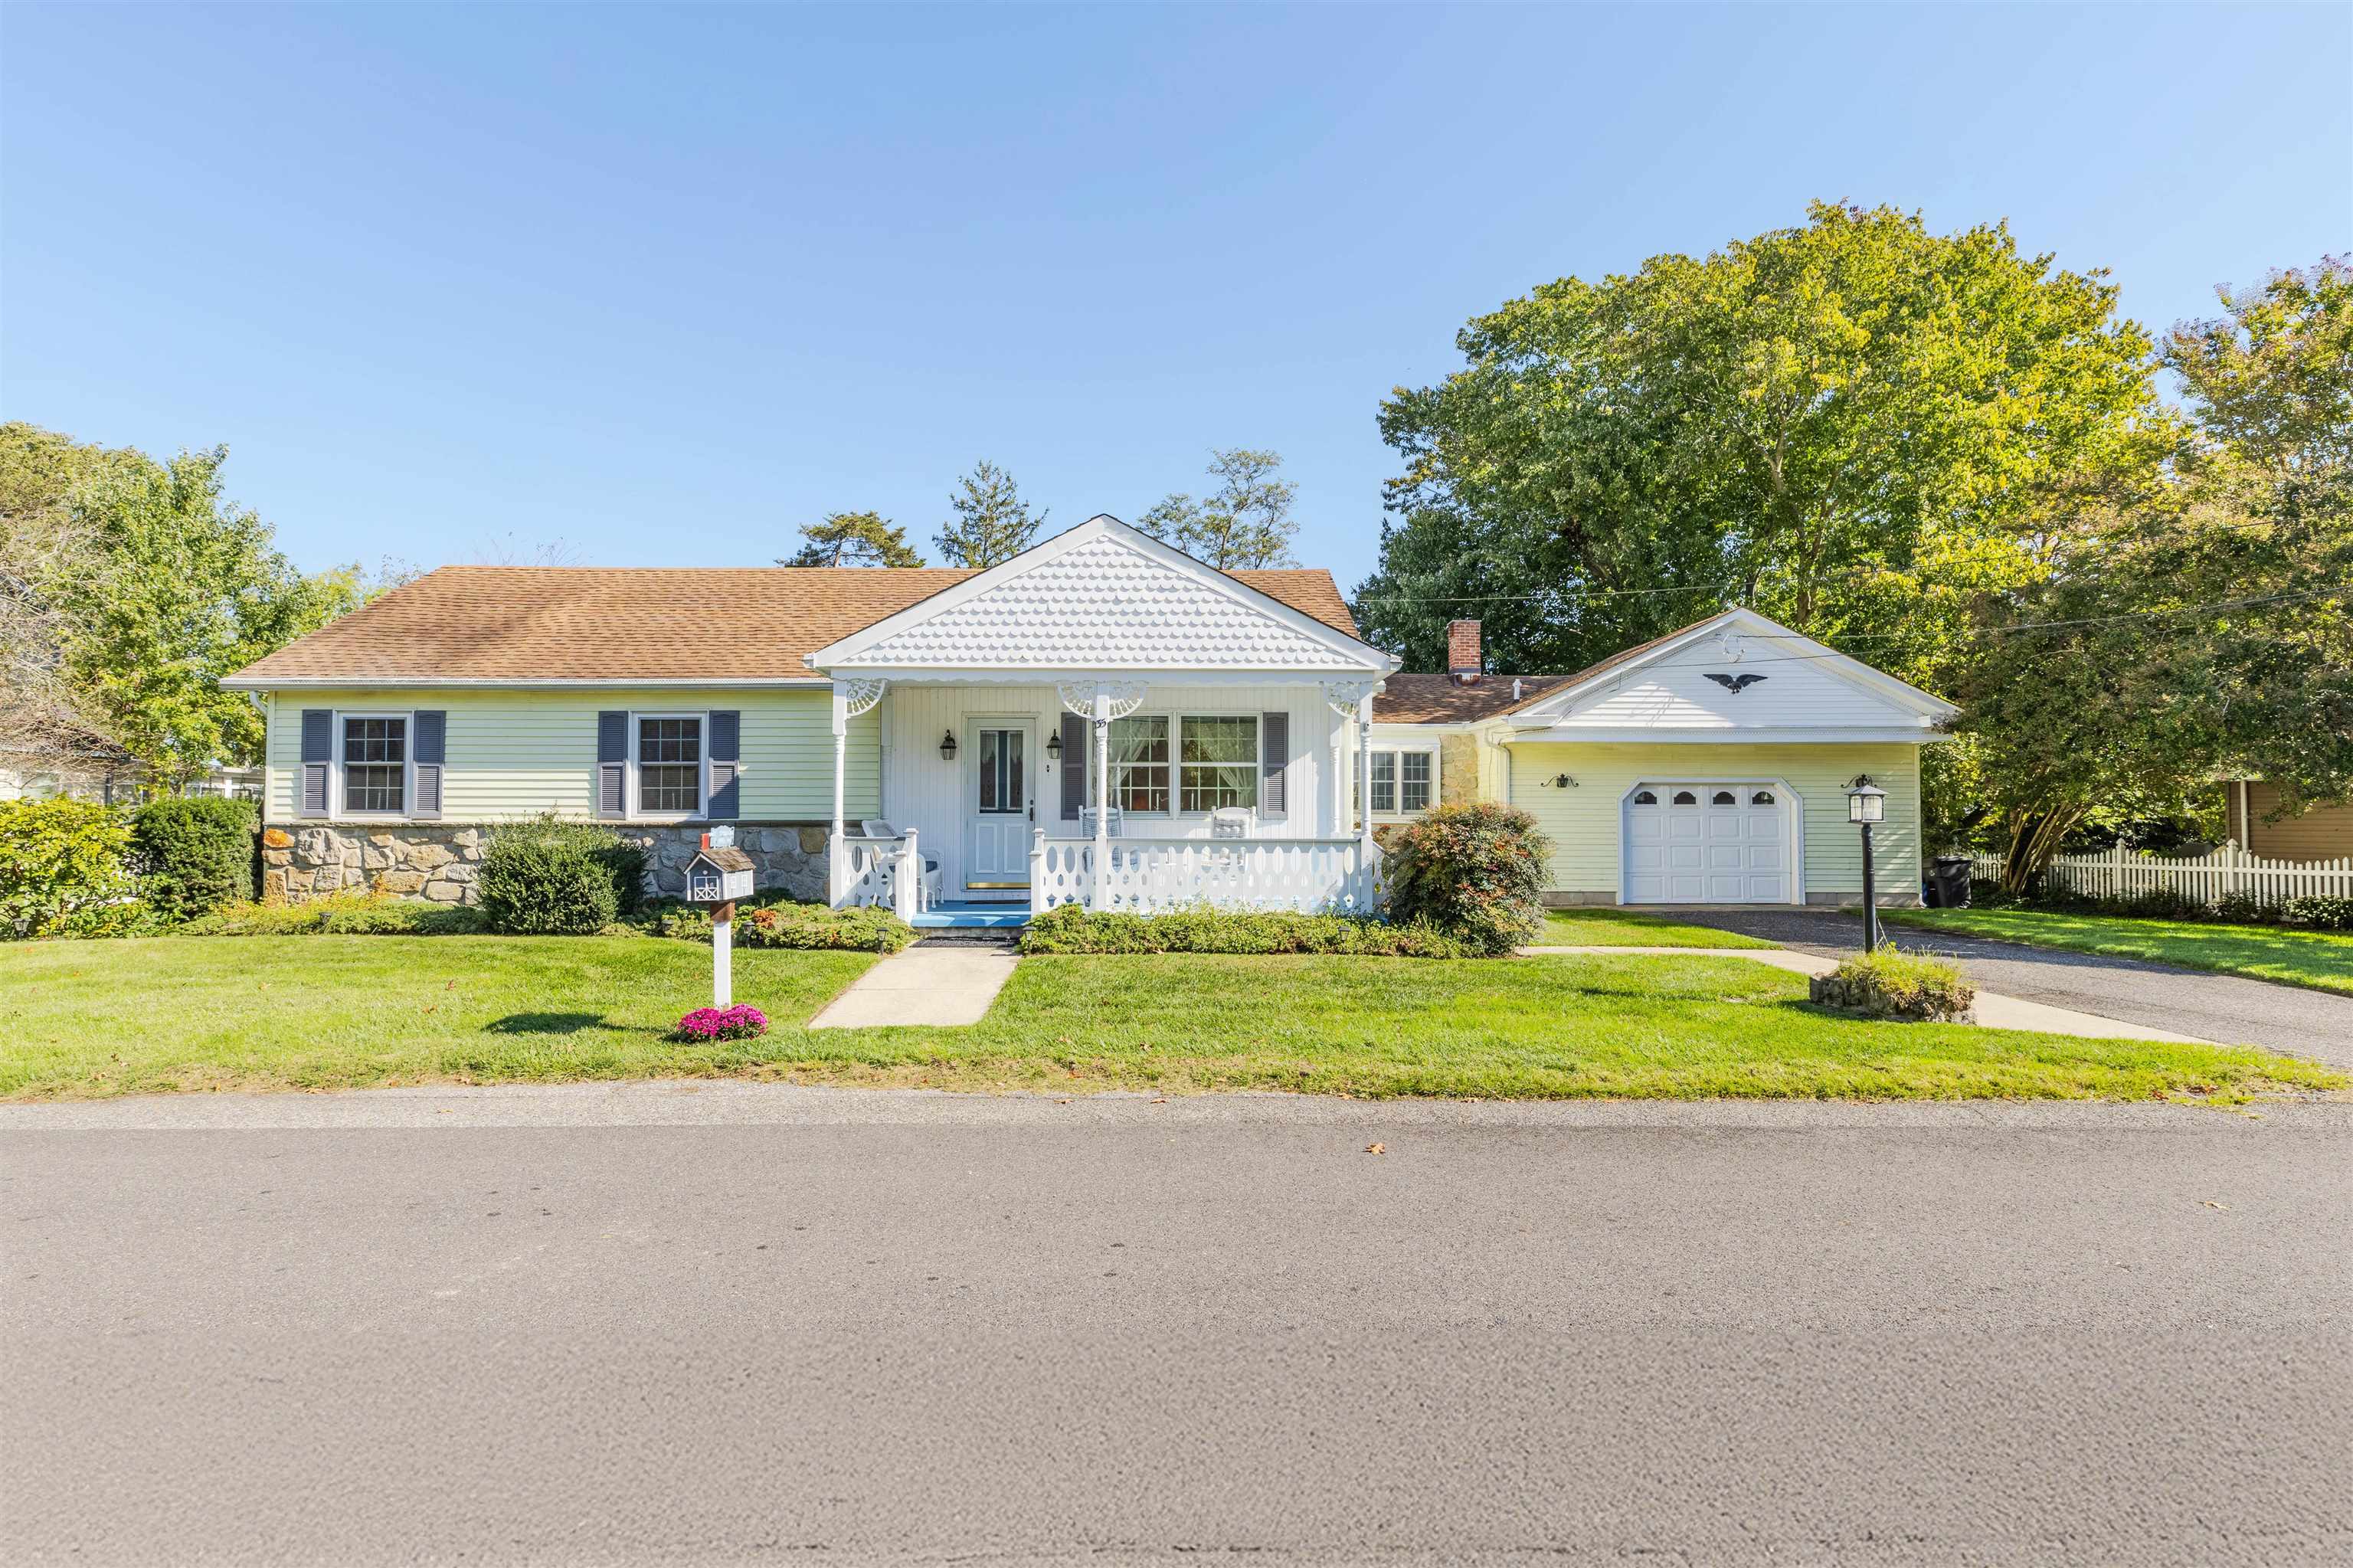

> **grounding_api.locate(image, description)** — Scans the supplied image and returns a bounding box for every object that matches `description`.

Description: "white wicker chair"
[860,819,941,910]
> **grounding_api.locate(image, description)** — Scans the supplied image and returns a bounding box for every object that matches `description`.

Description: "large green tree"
[1138,448,1298,569]
[934,460,1046,568]
[1960,258,2353,885]
[779,509,925,568]
[2,426,362,782]
[1357,202,2162,696]
[53,445,362,781]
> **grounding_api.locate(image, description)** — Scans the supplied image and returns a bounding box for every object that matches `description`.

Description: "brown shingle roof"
[229,565,1364,685]
[1372,674,1574,724]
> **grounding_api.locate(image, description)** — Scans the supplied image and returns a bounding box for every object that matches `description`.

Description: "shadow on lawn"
[486,1012,608,1036]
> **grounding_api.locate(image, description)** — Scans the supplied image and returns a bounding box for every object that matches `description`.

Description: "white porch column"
[1356,690,1376,849]
[826,677,888,907]
[1091,687,1111,912]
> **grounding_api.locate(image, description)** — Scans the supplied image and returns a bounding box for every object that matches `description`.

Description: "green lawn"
[2,935,2337,1103]
[1885,908,2353,996]
[1538,908,1776,948]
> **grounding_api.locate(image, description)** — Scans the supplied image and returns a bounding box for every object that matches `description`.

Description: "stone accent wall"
[1438,734,1478,808]
[259,822,831,905]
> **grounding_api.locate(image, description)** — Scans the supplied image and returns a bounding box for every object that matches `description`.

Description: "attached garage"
[1622,782,1794,904]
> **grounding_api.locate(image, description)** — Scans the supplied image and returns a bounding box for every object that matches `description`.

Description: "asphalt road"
[5,1085,2350,1567]
[1674,907,2353,1069]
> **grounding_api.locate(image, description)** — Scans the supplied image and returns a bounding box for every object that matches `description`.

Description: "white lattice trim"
[1322,679,1377,719]
[1057,680,1149,720]
[833,677,889,717]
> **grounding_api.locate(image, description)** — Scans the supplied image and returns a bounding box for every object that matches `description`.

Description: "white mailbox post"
[683,830,757,1007]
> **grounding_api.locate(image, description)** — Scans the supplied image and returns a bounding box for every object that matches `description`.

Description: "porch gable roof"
[804,515,1396,678]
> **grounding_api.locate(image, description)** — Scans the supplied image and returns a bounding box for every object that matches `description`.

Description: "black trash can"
[1926,855,1972,908]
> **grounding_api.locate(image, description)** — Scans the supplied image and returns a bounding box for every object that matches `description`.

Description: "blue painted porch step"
[912,901,1033,930]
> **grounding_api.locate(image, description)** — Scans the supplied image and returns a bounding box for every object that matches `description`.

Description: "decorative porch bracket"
[828,677,889,905]
[1058,679,1148,911]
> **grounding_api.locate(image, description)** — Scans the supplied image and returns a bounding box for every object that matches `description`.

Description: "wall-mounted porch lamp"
[1847,776,1887,951]
[938,730,959,762]
[1045,730,1062,761]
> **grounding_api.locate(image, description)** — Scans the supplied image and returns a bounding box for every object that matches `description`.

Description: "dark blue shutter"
[1059,712,1086,820]
[298,709,332,818]
[707,711,740,819]
[1261,712,1288,815]
[597,711,627,820]
[411,711,446,820]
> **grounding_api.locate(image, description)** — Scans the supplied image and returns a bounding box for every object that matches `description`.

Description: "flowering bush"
[672,1003,768,1042]
[1381,801,1553,956]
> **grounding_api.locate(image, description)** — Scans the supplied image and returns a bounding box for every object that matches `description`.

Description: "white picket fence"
[1971,840,2353,908]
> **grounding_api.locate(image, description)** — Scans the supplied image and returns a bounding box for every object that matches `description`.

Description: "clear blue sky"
[5,2,2348,593]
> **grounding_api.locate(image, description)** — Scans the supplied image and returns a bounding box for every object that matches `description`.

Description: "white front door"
[964,722,1033,893]
[1624,784,1791,903]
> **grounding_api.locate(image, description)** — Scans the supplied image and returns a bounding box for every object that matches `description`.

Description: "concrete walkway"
[808,941,1018,1029]
[1519,944,2217,1045]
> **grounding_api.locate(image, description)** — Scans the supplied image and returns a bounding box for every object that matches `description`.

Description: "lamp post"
[1847,777,1887,951]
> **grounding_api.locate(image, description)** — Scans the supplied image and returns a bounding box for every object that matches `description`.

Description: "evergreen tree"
[780,510,925,568]
[934,460,1046,568]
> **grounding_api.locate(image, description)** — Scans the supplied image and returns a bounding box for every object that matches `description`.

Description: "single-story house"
[224,514,1952,921]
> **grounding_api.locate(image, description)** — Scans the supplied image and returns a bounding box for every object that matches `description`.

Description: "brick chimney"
[1447,619,1482,684]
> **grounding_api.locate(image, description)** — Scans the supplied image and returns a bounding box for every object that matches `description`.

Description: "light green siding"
[260,688,879,824]
[1503,741,1925,901]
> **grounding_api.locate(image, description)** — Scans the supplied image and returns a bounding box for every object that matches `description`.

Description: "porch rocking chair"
[859,819,942,911]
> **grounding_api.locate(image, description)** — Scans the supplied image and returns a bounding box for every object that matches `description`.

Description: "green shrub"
[2212,890,2280,926]
[1808,948,1975,1022]
[2283,895,2353,931]
[651,898,915,953]
[0,798,135,938]
[476,819,645,935]
[1381,800,1552,956]
[131,797,257,921]
[1019,902,1470,957]
[181,892,487,936]
[38,899,174,939]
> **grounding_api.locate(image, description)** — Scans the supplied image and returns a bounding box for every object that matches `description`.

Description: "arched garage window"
[1711,791,1736,806]
[1752,791,1775,806]
[1632,790,1658,805]
[1671,790,1697,806]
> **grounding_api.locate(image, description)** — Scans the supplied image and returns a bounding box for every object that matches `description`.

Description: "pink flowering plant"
[672,1003,768,1043]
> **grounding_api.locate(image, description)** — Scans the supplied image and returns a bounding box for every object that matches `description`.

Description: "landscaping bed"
[1884,908,2353,996]
[3,936,2338,1104]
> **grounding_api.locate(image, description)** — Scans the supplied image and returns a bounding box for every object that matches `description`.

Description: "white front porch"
[822,676,1389,919]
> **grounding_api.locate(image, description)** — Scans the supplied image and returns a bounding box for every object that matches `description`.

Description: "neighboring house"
[224,515,1954,918]
[2221,779,2353,860]
[1373,614,1955,908]
[0,728,145,807]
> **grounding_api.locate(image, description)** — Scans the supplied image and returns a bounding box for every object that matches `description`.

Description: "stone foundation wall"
[260,822,832,905]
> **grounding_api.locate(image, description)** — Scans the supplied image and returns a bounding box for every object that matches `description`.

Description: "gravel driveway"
[1669,907,2353,1070]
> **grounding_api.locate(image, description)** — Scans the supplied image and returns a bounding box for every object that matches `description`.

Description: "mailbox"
[685,844,755,905]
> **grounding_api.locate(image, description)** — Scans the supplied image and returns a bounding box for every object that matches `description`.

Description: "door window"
[977,728,1024,814]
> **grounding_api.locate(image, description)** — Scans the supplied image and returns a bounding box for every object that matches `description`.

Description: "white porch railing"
[830,830,923,921]
[1970,840,2353,908]
[1030,830,1387,916]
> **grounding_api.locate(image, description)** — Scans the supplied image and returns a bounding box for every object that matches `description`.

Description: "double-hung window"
[341,716,407,814]
[1369,747,1436,817]
[637,716,703,815]
[1179,715,1258,813]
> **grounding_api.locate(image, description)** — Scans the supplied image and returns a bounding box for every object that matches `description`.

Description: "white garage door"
[1624,784,1791,904]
